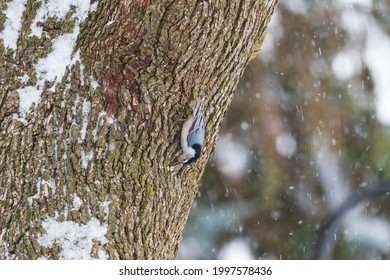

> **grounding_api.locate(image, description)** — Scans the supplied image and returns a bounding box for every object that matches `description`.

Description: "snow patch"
[30,0,94,37]
[12,0,95,121]
[35,35,80,83]
[106,117,114,125]
[81,149,94,169]
[101,199,111,219]
[38,217,108,259]
[17,86,41,119]
[72,194,82,210]
[72,94,80,117]
[0,0,27,50]
[19,74,30,83]
[80,100,91,141]
[90,76,99,90]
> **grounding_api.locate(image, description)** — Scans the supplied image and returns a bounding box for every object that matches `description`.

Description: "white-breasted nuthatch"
[172,97,205,165]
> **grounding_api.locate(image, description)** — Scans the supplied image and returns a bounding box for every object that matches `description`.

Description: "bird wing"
[187,98,205,147]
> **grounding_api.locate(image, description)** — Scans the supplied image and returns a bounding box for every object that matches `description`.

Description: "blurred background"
[178,0,390,260]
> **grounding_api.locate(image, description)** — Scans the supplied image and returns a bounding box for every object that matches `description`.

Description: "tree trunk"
[0,0,279,259]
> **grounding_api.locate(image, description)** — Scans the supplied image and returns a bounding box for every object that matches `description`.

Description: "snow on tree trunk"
[0,0,279,259]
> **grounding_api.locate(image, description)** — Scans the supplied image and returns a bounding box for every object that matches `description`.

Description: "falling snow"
[180,0,390,260]
[2,0,390,261]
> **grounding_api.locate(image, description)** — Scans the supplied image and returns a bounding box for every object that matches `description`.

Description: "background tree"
[0,0,279,259]
[180,0,390,260]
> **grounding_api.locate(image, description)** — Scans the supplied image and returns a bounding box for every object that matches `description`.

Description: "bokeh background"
[178,0,390,260]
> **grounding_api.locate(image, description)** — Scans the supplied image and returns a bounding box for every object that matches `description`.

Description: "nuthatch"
[173,98,205,165]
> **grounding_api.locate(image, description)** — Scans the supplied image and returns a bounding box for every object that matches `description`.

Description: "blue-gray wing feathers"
[187,98,205,147]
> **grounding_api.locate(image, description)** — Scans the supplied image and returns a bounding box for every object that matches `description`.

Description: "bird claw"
[174,117,186,124]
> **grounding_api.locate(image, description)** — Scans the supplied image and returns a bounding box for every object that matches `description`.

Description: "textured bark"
[0,0,279,259]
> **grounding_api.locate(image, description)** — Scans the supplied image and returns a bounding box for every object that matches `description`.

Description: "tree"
[0,0,279,259]
[187,1,390,260]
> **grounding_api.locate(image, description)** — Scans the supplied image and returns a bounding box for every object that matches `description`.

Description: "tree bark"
[0,0,279,259]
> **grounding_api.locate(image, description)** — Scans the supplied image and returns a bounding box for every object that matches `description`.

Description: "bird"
[172,97,205,165]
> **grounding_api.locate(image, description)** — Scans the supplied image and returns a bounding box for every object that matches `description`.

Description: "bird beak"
[170,160,182,166]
